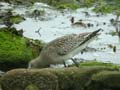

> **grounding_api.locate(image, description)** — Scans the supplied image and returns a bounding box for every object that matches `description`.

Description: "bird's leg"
[71,58,79,67]
[63,61,67,67]
[81,50,84,54]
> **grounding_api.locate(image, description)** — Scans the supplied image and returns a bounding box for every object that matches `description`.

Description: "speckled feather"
[42,32,90,56]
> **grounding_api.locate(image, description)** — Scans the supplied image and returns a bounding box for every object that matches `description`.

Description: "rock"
[0,67,118,90]
[84,71,120,90]
[0,27,44,71]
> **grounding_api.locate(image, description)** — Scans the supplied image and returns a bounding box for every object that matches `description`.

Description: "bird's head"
[28,60,37,69]
[28,57,49,69]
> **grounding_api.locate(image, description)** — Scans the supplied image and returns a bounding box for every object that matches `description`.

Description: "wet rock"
[1,69,59,90]
[0,10,25,28]
[103,22,106,25]
[110,18,115,25]
[0,27,44,71]
[107,44,117,53]
[0,67,118,90]
[70,16,74,24]
[87,23,93,27]
[85,71,120,90]
[72,21,87,28]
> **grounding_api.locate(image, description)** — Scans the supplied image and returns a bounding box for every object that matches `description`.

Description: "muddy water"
[0,2,120,64]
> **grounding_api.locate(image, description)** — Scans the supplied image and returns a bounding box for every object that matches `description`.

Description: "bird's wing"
[55,33,89,56]
[44,29,100,56]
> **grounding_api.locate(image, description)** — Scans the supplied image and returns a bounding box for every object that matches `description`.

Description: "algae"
[79,61,120,69]
[85,71,120,90]
[0,27,44,71]
[0,67,118,90]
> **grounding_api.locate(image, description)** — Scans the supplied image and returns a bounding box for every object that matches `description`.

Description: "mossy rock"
[4,0,35,5]
[51,67,118,90]
[1,69,58,90]
[42,67,86,90]
[38,0,80,10]
[0,27,44,71]
[56,3,80,10]
[0,85,2,90]
[69,60,120,71]
[9,15,25,24]
[1,67,116,90]
[85,71,120,90]
[1,0,80,9]
[39,0,78,5]
[79,61,120,70]
[25,84,39,90]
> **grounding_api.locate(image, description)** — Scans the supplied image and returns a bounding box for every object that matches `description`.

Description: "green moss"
[0,11,25,26]
[0,28,44,71]
[25,84,39,90]
[0,67,118,90]
[92,4,114,14]
[40,67,117,90]
[50,67,84,90]
[0,31,32,60]
[1,69,58,90]
[56,67,111,90]
[9,15,25,24]
[0,86,1,90]
[0,19,2,24]
[2,0,80,9]
[85,71,120,90]
[56,3,80,10]
[108,31,117,36]
[79,61,120,70]
[0,75,2,90]
[80,0,96,8]
[92,71,120,86]
[39,0,80,10]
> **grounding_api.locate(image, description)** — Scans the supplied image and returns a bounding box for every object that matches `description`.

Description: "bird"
[28,29,102,68]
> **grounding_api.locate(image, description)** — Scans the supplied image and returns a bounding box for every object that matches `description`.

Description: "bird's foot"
[71,58,79,67]
[63,61,67,67]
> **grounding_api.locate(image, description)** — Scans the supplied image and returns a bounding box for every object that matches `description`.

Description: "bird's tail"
[80,28,102,45]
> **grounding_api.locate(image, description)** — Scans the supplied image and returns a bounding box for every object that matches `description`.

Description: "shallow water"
[0,2,120,64]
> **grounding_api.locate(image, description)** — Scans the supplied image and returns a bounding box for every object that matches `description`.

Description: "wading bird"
[28,29,102,68]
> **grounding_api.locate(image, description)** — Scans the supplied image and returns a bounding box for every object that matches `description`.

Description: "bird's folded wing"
[56,34,84,56]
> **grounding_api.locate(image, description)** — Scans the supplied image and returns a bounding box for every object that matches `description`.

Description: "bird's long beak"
[80,28,102,45]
